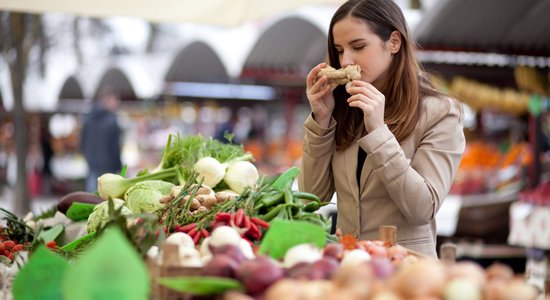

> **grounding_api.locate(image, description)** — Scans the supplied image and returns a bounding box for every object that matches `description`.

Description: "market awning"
[0,0,344,26]
[242,16,327,86]
[414,0,550,56]
[165,41,229,83]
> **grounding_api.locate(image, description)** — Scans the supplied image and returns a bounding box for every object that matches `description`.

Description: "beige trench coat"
[298,96,465,258]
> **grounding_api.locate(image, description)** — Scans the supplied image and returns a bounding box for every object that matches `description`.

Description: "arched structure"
[94,67,138,100]
[58,76,85,100]
[165,41,229,83]
[242,17,327,86]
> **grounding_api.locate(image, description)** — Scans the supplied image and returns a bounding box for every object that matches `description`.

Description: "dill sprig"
[0,208,34,244]
[157,133,250,181]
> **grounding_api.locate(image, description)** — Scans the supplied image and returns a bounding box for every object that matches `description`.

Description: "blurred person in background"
[299,0,465,257]
[80,87,123,193]
[214,109,240,144]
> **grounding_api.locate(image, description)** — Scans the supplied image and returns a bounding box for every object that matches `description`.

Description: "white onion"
[283,244,323,268]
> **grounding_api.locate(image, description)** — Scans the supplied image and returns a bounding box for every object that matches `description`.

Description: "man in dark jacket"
[80,88,122,192]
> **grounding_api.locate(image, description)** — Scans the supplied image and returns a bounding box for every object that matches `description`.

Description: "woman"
[298,0,465,257]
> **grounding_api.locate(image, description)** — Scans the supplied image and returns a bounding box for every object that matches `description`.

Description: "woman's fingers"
[309,76,333,100]
[346,81,380,98]
[306,62,327,88]
[348,98,372,113]
[347,93,380,112]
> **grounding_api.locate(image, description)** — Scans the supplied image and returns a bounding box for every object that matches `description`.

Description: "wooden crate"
[148,243,202,300]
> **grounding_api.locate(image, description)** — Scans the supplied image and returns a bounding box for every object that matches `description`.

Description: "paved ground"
[0,186,59,217]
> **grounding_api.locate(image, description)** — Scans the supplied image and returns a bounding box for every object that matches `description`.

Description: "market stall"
[0,132,545,300]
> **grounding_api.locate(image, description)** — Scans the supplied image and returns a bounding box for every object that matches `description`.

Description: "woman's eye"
[353,45,365,51]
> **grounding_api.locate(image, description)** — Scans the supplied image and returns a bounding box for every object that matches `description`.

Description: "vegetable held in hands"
[318,64,361,89]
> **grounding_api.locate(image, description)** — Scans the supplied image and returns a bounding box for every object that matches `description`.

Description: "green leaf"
[62,226,149,300]
[259,219,326,260]
[119,164,127,177]
[12,245,69,300]
[270,166,300,191]
[158,276,243,296]
[61,232,95,251]
[66,202,97,221]
[38,224,64,243]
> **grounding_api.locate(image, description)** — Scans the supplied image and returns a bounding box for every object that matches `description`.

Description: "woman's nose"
[340,52,354,67]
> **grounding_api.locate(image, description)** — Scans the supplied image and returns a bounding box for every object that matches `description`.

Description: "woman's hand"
[346,80,385,133]
[306,63,336,127]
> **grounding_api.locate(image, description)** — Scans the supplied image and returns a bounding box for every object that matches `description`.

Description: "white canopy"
[0,0,345,26]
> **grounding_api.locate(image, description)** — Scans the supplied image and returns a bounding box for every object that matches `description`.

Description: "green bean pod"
[303,201,321,212]
[292,191,321,202]
[259,204,285,222]
[260,191,284,207]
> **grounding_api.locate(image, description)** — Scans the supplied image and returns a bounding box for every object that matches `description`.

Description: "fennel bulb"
[97,173,128,200]
[96,167,179,200]
[224,161,259,193]
[193,153,253,188]
[193,157,226,188]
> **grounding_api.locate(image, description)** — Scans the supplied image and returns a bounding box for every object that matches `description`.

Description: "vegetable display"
[1,132,539,300]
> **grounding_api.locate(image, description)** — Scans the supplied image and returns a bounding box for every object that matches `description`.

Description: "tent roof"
[0,0,344,26]
[414,0,550,56]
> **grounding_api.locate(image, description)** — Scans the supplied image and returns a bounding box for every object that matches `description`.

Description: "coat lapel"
[360,156,374,196]
[344,143,360,204]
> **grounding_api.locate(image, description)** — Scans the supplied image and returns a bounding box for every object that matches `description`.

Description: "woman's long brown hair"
[327,0,445,150]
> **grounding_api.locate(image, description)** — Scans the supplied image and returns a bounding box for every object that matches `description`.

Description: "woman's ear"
[389,31,401,54]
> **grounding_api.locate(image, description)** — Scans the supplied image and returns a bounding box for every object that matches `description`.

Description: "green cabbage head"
[124,180,175,214]
[86,198,131,233]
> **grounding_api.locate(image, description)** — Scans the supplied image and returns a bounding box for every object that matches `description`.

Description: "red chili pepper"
[188,228,198,237]
[12,244,23,252]
[200,228,210,238]
[192,231,201,244]
[234,209,245,227]
[242,215,251,230]
[246,223,262,240]
[178,223,197,233]
[46,241,57,249]
[214,212,232,222]
[250,217,270,229]
[174,224,181,232]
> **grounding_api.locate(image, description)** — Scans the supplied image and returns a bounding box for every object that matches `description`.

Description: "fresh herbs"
[153,133,250,181]
[0,208,34,244]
